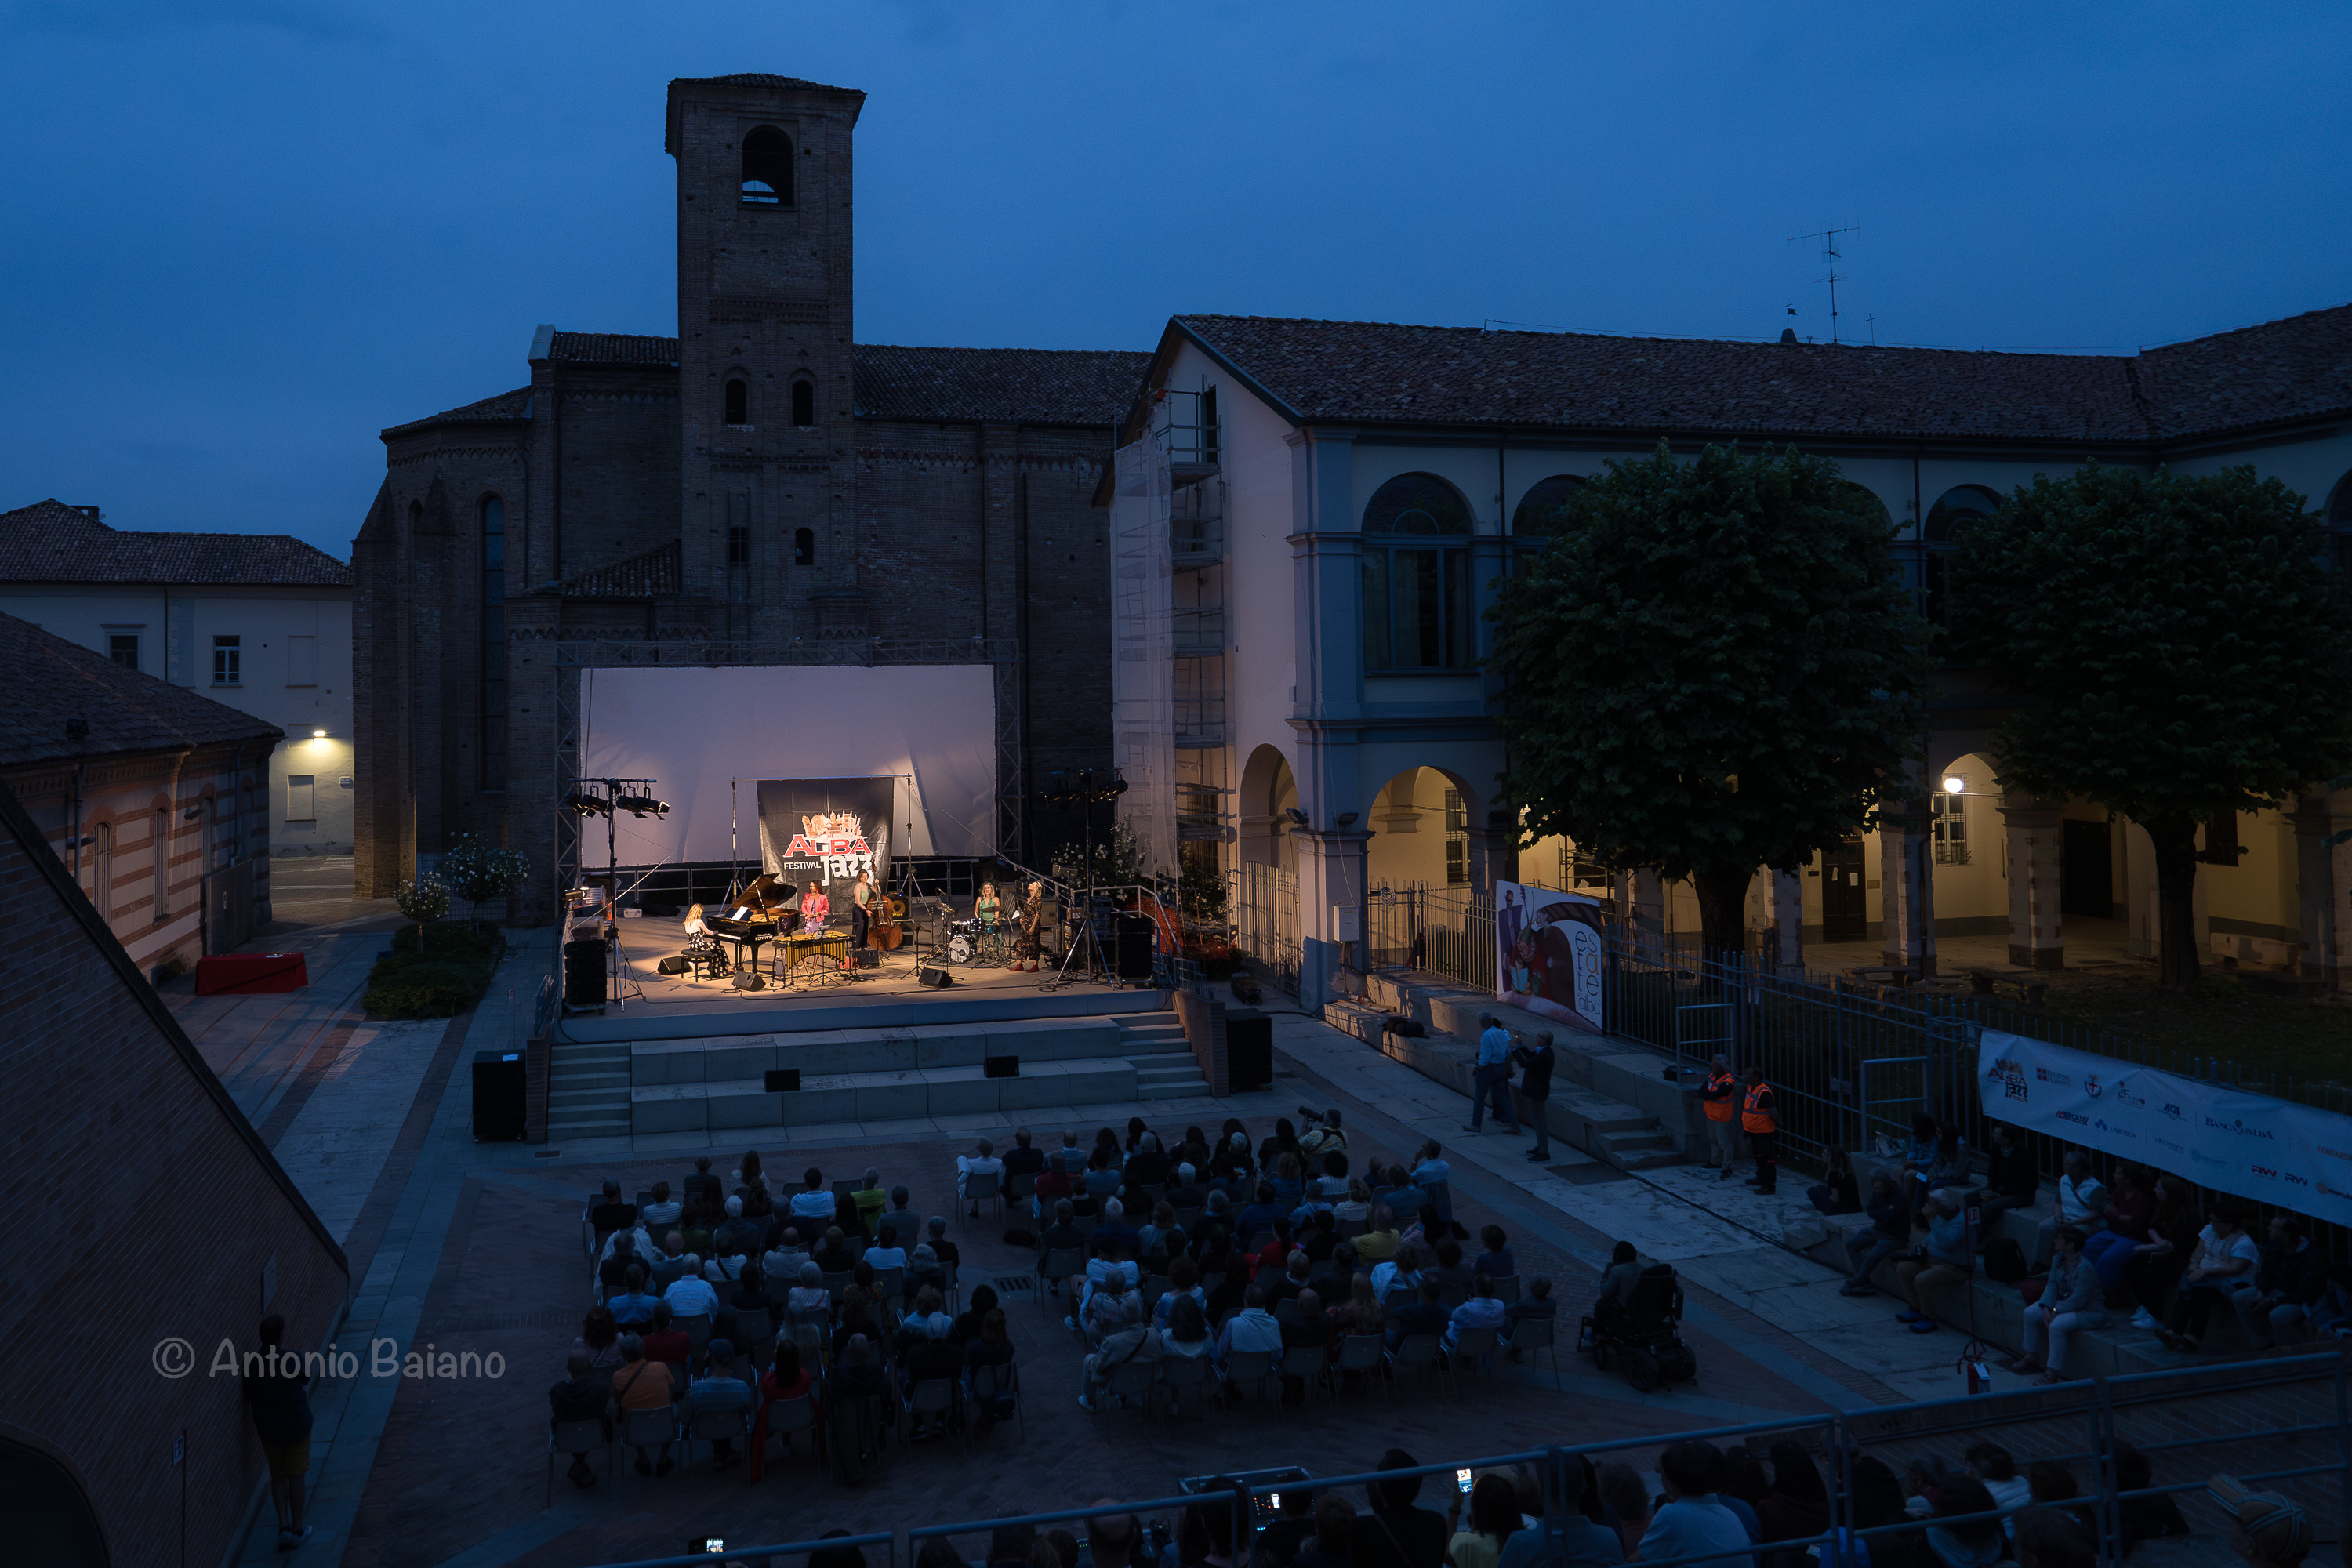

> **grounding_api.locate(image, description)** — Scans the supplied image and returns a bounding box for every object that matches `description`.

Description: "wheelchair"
[1577,1263,1698,1392]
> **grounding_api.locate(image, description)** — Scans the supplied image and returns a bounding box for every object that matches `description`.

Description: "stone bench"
[630,1055,1140,1134]
[630,1016,1127,1085]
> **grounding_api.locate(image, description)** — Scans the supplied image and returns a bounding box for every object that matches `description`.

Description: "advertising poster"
[1980,1029,2352,1228]
[1495,880,1606,1034]
[755,777,895,909]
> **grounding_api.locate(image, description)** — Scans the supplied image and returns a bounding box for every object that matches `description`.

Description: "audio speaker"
[1114,913,1156,979]
[850,946,880,968]
[470,1050,527,1141]
[917,966,954,989]
[1225,1007,1273,1091]
[733,969,767,991]
[656,954,691,976]
[984,1054,1020,1079]
[764,1068,802,1093]
[562,938,607,1007]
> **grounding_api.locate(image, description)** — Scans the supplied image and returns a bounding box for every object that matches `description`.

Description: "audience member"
[1087,1504,1145,1568]
[683,1339,753,1471]
[2011,1506,2095,1568]
[1385,1279,1449,1352]
[2156,1202,2260,1352]
[2124,1176,2201,1330]
[1293,1494,1358,1568]
[1893,1195,1973,1334]
[1967,1444,2031,1516]
[608,1333,678,1476]
[2236,1215,2327,1349]
[1446,1474,1526,1568]
[1974,1126,2035,1229]
[959,1138,1007,1217]
[2009,1227,2103,1383]
[590,1179,637,1242]
[1216,1283,1283,1377]
[1414,1142,1454,1186]
[1843,1173,1913,1296]
[1004,1127,1048,1178]
[864,1224,909,1274]
[1755,1439,1828,1559]
[814,1224,858,1274]
[852,1167,888,1237]
[1356,1448,1451,1568]
[2033,1152,2109,1269]
[662,1257,719,1321]
[900,1318,966,1438]
[1503,1278,1556,1356]
[927,1214,962,1269]
[1279,1287,1331,1403]
[579,1305,624,1378]
[790,1167,837,1222]
[1079,1269,1144,1348]
[546,1346,608,1492]
[1908,1476,2002,1568]
[1096,1198,1142,1257]
[877,1186,923,1246]
[1167,1163,1207,1212]
[714,1194,764,1260]
[1475,1225,1516,1282]
[1595,1462,1651,1561]
[2113,1441,2189,1550]
[1077,1290,1166,1411]
[1809,1145,1862,1216]
[640,1301,689,1373]
[1358,1206,1404,1263]
[1641,1443,1752,1568]
[1157,1254,1207,1326]
[640,1179,682,1229]
[648,1231,691,1290]
[1443,1273,1507,1355]
[682,1155,720,1210]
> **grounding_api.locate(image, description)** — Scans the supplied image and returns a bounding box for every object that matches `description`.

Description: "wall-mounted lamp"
[312,728,329,739]
[1942,776,1965,795]
[1283,807,1311,827]
[1335,812,1359,829]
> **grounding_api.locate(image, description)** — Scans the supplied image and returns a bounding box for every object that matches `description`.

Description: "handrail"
[572,1528,894,1568]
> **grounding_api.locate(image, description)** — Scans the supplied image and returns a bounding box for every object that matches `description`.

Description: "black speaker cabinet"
[471,1050,527,1141]
[656,954,691,976]
[562,938,607,1007]
[764,1068,802,1093]
[733,969,767,991]
[984,1054,1020,1079]
[917,966,955,989]
[1224,1007,1273,1091]
[1113,913,1156,979]
[850,946,880,968]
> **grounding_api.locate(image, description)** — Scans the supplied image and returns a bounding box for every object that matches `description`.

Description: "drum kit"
[939,915,1001,967]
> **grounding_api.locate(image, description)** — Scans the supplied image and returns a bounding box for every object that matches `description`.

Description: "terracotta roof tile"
[854,344,1152,426]
[0,499,350,587]
[0,611,283,768]
[549,332,680,367]
[381,387,531,439]
[2137,303,2352,438]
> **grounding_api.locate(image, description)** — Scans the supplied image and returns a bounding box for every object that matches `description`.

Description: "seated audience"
[640,1301,688,1373]
[639,1180,682,1229]
[1385,1279,1449,1352]
[852,1167,888,1237]
[1094,1199,1141,1258]
[789,1167,837,1223]
[925,1214,961,1269]
[2156,1202,2261,1352]
[1475,1225,1516,1283]
[684,1339,754,1471]
[1893,1196,1973,1334]
[1356,1447,1453,1568]
[661,1263,718,1322]
[1640,1443,1753,1568]
[1446,1474,1526,1568]
[608,1333,678,1477]
[1443,1273,1508,1354]
[1215,1283,1284,1376]
[878,1186,924,1247]
[1842,1173,1912,1296]
[1503,1277,1557,1354]
[813,1225,858,1275]
[546,1347,609,1492]
[747,1341,813,1482]
[1004,1127,1048,1178]
[959,1138,1007,1217]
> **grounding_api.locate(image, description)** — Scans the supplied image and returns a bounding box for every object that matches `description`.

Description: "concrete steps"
[1119,1011,1208,1100]
[549,1040,631,1138]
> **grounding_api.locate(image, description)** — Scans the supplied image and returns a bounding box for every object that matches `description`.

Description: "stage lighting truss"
[565,792,612,817]
[1036,768,1129,808]
[614,794,670,819]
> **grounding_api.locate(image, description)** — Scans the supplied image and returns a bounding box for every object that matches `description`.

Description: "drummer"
[975,882,1000,928]
[849,869,873,948]
[799,879,829,933]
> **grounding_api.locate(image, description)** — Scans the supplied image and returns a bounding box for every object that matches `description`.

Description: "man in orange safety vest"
[1740,1066,1779,1195]
[1700,1054,1739,1178]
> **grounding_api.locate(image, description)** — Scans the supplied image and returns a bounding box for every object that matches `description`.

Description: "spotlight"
[1283,807,1310,827]
[1943,776,1965,795]
[312,728,328,739]
[564,792,610,817]
[1336,812,1358,829]
[615,794,670,819]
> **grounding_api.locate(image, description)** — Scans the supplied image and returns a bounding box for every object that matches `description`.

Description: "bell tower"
[666,74,866,637]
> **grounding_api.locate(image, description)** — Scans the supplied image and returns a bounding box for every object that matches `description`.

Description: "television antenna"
[1788,225,1860,344]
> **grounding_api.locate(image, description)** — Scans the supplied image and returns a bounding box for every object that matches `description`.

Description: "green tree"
[1490,441,1932,952]
[1950,464,2352,993]
[440,833,530,927]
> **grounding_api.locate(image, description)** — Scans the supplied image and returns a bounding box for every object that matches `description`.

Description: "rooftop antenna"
[1866,313,1878,344]
[1788,225,1860,343]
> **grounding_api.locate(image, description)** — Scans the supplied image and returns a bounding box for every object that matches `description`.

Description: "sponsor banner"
[754,778,895,908]
[1495,881,1606,1035]
[1980,1029,2352,1228]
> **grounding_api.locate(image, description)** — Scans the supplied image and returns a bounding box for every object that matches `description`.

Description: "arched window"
[793,527,815,566]
[1923,484,2002,626]
[1361,472,1475,670]
[791,379,815,427]
[741,125,793,206]
[481,495,506,789]
[0,1434,106,1568]
[2326,470,2352,570]
[1511,474,1586,537]
[724,379,749,426]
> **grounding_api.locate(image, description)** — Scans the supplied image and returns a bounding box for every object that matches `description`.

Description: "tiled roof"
[549,332,681,367]
[1174,315,2166,441]
[2137,303,2352,438]
[672,72,861,94]
[0,611,283,768]
[855,344,1154,427]
[381,386,531,439]
[0,499,351,587]
[564,539,681,598]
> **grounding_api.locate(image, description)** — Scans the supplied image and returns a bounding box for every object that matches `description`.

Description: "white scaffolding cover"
[1110,436,1177,873]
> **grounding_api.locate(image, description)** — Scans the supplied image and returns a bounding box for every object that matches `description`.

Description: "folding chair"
[764,1392,816,1466]
[621,1406,679,1487]
[1278,1343,1329,1410]
[1104,1357,1160,1413]
[968,1358,1026,1442]
[1037,1247,1085,1313]
[902,1378,964,1458]
[1506,1315,1562,1386]
[1160,1352,1211,1417]
[546,1419,610,1504]
[876,1266,905,1305]
[962,1171,1002,1229]
[1004,1171,1038,1210]
[686,1406,752,1468]
[1386,1333,1445,1396]
[1334,1333,1386,1396]
[1450,1325,1500,1380]
[1224,1348,1277,1407]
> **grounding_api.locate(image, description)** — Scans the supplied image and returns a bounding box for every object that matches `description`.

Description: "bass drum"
[946,934,975,965]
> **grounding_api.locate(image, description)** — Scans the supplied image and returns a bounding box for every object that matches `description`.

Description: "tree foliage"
[1490,441,1932,950]
[1950,463,2352,990]
[441,833,530,924]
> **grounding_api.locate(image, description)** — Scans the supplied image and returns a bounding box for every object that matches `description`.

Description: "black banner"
[755,778,895,911]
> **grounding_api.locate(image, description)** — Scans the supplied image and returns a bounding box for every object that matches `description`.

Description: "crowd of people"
[1802,1109,2347,1372]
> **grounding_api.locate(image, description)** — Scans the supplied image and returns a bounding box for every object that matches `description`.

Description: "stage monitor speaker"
[917,966,955,989]
[733,970,767,992]
[983,1054,1020,1079]
[470,1050,527,1141]
[850,946,880,968]
[1224,1007,1273,1091]
[764,1068,802,1093]
[561,938,607,1007]
[656,954,691,976]
[1114,913,1156,979]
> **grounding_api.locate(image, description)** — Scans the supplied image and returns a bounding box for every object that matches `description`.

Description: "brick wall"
[0,780,347,1566]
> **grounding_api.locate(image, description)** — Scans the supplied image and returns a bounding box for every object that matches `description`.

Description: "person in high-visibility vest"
[1700,1054,1740,1178]
[1741,1066,1779,1195]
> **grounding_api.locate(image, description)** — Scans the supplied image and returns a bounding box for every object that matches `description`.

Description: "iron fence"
[1240,861,1299,994]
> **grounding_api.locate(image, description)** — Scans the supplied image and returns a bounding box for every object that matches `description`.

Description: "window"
[1923,485,2000,626]
[728,525,750,565]
[108,633,139,670]
[89,821,111,916]
[286,775,317,823]
[212,635,240,685]
[1511,474,1586,538]
[1361,472,1475,670]
[285,634,317,686]
[791,378,815,427]
[1933,791,1969,865]
[152,808,169,921]
[1202,385,1220,465]
[793,527,815,566]
[481,495,506,789]
[741,125,793,205]
[724,378,749,426]
[1444,789,1468,884]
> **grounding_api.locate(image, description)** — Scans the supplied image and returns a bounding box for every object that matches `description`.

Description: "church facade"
[352,74,1145,910]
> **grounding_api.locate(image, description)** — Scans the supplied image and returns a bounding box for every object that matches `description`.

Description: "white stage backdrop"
[580,665,997,866]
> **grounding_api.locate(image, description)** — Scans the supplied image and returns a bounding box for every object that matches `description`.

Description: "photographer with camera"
[1298,1106,1348,1160]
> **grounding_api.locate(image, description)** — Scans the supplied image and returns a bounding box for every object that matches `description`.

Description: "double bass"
[869,893,909,951]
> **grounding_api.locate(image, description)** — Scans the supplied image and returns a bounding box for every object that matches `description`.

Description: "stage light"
[1336,812,1358,829]
[1284,807,1311,827]
[564,792,610,817]
[615,794,670,819]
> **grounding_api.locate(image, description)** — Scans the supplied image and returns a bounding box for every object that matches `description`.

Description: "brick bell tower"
[666,74,866,639]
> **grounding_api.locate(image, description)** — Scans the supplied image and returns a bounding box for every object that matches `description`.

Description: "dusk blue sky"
[2,2,2345,558]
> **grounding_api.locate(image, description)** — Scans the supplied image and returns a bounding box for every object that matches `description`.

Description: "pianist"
[799,880,830,933]
[681,905,730,977]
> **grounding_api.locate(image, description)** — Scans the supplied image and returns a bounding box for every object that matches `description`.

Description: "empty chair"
[621,1406,678,1488]
[1338,1215,1370,1240]
[1224,1348,1276,1407]
[875,1266,905,1305]
[733,1309,775,1370]
[1334,1333,1385,1392]
[1505,1316,1561,1390]
[1141,1274,1171,1311]
[1004,1171,1038,1209]
[1278,1343,1328,1410]
[819,1270,852,1303]
[1036,1247,1085,1312]
[967,1358,1025,1442]
[674,1312,713,1363]
[1449,1325,1500,1378]
[902,1379,964,1457]
[1171,1203,1205,1233]
[546,1419,609,1504]
[686,1406,750,1468]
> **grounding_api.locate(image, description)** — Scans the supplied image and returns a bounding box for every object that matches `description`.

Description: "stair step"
[549,1114,631,1134]
[551,1069,630,1086]
[550,1088,630,1107]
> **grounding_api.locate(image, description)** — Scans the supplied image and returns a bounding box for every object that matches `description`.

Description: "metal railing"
[574,1354,2349,1568]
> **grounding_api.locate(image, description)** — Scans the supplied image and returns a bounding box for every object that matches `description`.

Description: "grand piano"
[704,874,795,973]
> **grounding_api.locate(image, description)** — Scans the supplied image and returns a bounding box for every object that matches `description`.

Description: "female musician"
[799,880,830,934]
[975,883,1000,928]
[849,869,873,949]
[1009,880,1046,972]
[681,904,728,977]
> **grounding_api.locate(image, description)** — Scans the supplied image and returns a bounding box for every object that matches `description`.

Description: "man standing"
[1700,1055,1739,1174]
[1465,1013,1520,1135]
[1510,1032,1557,1162]
[242,1314,314,1549]
[1740,1068,1778,1194]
